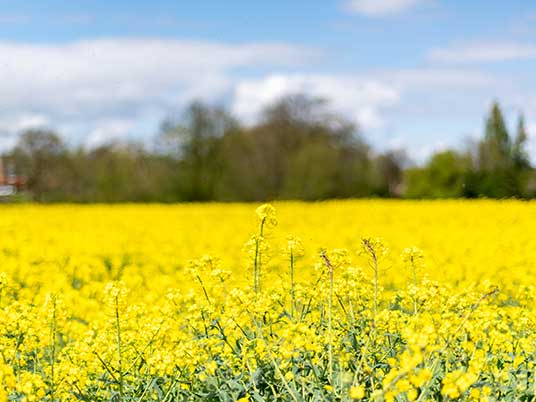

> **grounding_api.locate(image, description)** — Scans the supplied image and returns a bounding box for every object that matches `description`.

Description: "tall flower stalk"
[401,247,424,316]
[321,250,334,385]
[250,204,277,294]
[46,294,58,401]
[114,294,124,402]
[286,235,304,319]
[362,238,388,335]
[254,218,265,294]
[104,282,128,402]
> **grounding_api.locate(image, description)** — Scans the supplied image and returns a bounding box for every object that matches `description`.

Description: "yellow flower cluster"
[0,200,535,400]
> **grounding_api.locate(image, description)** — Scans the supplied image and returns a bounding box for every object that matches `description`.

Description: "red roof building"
[0,158,26,193]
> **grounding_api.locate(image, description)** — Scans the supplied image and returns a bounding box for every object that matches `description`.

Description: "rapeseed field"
[1,201,535,401]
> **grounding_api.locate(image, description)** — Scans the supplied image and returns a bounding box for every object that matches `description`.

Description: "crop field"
[1,201,536,401]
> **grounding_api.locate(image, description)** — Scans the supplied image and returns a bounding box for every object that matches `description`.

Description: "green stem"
[412,258,418,316]
[254,239,259,293]
[115,297,124,402]
[328,260,333,384]
[196,275,211,305]
[290,249,295,318]
[373,253,378,332]
[50,297,57,401]
[320,251,334,386]
[253,218,266,294]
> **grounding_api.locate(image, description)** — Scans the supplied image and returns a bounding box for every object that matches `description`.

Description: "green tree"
[372,150,407,197]
[513,114,529,169]
[159,101,237,201]
[479,101,511,171]
[10,129,67,201]
[217,94,373,200]
[404,150,470,198]
[474,103,531,197]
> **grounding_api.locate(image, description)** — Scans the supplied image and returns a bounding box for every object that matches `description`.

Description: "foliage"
[404,102,534,199]
[2,98,534,202]
[404,151,471,198]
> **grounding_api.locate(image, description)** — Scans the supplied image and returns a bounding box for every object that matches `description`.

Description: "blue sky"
[1,0,536,161]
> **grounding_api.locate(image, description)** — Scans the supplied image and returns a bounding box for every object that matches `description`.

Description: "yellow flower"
[350,384,365,399]
[442,383,460,399]
[255,204,277,230]
[456,372,478,393]
[407,387,418,401]
[0,201,534,401]
[410,368,432,388]
[513,354,525,368]
[470,388,480,400]
[286,235,305,257]
[205,360,218,375]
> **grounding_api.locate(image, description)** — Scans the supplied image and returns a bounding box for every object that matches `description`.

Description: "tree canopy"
[2,97,534,202]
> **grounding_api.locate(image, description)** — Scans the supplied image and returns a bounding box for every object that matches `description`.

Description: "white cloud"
[429,41,536,63]
[231,69,492,131]
[0,36,514,163]
[0,113,50,133]
[344,0,424,16]
[0,113,51,151]
[232,74,400,130]
[0,136,17,152]
[86,119,135,148]
[416,142,448,162]
[0,38,316,145]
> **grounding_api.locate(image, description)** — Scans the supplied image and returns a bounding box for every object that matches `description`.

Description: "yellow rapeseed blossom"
[350,384,365,399]
[0,200,534,400]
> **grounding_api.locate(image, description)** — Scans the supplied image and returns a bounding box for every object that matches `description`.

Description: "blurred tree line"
[1,95,534,202]
[405,102,534,198]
